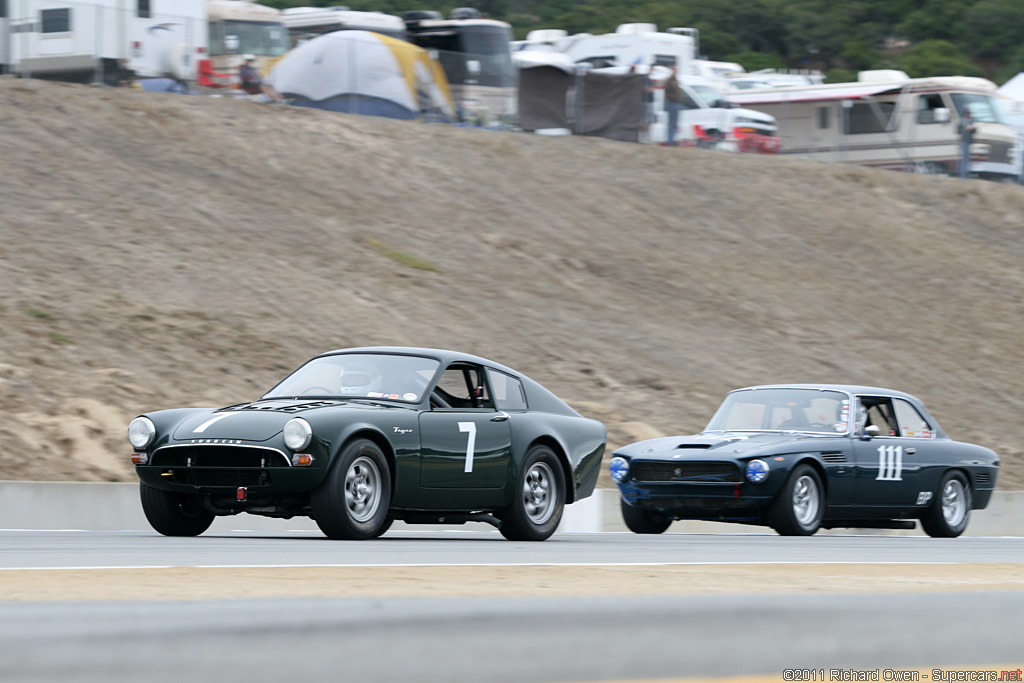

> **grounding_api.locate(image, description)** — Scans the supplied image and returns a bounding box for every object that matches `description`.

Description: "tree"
[897,39,983,78]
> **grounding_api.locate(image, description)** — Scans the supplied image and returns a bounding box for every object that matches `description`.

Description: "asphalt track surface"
[3,530,1023,683]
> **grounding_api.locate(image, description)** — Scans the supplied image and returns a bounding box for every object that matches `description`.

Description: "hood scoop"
[234,400,341,413]
[675,444,712,450]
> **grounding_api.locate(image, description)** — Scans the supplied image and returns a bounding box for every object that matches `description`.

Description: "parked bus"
[403,7,514,122]
[280,6,406,46]
[207,0,288,77]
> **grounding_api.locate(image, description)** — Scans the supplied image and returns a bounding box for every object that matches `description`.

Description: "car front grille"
[631,461,742,484]
[150,445,289,487]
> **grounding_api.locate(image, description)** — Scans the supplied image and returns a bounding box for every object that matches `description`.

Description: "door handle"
[905,448,916,455]
[490,411,510,422]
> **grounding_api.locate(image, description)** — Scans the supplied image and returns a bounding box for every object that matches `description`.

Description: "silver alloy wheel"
[792,474,820,526]
[941,478,967,526]
[345,455,381,523]
[523,461,556,525]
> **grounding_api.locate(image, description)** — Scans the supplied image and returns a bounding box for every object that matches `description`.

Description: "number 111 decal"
[876,444,903,481]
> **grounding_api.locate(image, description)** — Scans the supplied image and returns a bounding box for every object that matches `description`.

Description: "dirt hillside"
[1,78,1021,489]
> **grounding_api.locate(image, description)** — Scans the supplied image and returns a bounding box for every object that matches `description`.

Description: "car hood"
[616,431,837,460]
[170,399,385,442]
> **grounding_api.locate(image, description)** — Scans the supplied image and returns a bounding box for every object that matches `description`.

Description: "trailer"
[4,0,206,84]
[729,70,1020,180]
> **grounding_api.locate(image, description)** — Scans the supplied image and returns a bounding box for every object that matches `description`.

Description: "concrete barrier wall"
[1,481,1021,536]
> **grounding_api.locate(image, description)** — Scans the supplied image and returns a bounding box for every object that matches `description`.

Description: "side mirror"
[225,35,240,53]
[466,60,481,75]
[933,107,950,123]
[861,424,881,440]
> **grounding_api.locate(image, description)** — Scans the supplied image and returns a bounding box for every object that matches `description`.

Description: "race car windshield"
[262,354,440,403]
[704,388,851,434]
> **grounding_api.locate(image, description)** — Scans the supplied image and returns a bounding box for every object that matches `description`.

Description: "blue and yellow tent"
[269,31,455,121]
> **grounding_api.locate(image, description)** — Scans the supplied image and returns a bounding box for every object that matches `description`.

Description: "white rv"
[206,0,288,77]
[4,0,206,83]
[729,70,1020,180]
[281,6,406,46]
[516,23,779,151]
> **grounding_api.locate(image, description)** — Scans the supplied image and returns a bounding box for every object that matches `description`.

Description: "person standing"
[662,65,686,146]
[958,108,976,179]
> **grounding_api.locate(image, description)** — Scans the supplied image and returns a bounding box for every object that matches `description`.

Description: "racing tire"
[312,438,392,540]
[769,464,824,536]
[920,471,972,538]
[499,445,566,542]
[139,483,214,537]
[620,499,672,534]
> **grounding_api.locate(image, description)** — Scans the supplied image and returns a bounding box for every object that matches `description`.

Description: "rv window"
[653,55,677,67]
[40,8,70,33]
[845,101,897,135]
[917,94,947,124]
[0,1,7,19]
[137,0,151,19]
[576,56,617,69]
[950,93,1007,124]
[818,107,829,129]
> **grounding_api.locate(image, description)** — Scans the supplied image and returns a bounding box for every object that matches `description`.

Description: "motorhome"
[729,70,1020,180]
[403,7,514,122]
[280,6,406,46]
[3,0,206,83]
[207,0,288,77]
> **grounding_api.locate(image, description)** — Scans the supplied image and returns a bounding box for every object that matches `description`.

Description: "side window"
[818,106,829,129]
[859,397,897,436]
[894,399,934,438]
[137,0,151,19]
[487,369,528,410]
[845,102,898,134]
[917,94,947,124]
[434,364,493,409]
[41,8,71,33]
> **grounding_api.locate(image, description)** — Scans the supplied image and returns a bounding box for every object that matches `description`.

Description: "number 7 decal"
[458,422,477,473]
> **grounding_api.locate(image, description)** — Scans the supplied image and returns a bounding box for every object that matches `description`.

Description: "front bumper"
[616,479,776,521]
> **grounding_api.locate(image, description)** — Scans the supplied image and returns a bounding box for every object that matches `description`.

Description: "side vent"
[821,451,847,463]
[975,472,991,486]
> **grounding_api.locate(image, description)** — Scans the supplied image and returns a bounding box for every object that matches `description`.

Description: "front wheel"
[769,464,824,536]
[139,483,214,537]
[499,445,566,541]
[620,499,672,534]
[920,471,971,538]
[311,438,392,540]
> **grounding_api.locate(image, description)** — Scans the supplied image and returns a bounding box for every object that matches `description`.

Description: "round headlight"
[127,417,156,450]
[609,456,630,483]
[283,418,312,451]
[745,459,769,484]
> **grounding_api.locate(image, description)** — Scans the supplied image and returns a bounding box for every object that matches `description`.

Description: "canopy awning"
[729,82,903,106]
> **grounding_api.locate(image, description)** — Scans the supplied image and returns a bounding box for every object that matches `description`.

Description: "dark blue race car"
[610,384,999,537]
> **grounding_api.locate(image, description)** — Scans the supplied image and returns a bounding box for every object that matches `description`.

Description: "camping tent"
[268,30,455,121]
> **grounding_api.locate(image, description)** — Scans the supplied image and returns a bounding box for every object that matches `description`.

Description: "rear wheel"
[139,483,214,537]
[499,445,565,541]
[769,464,824,536]
[621,499,672,534]
[311,438,392,540]
[921,471,971,538]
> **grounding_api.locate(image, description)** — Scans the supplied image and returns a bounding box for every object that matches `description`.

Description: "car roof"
[316,346,521,376]
[732,384,922,401]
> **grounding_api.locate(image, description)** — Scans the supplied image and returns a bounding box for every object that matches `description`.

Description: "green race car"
[129,347,607,541]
